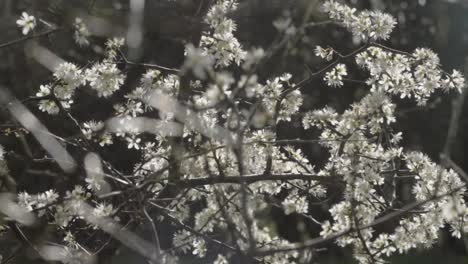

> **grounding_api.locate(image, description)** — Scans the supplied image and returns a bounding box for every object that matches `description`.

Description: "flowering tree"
[0,0,467,263]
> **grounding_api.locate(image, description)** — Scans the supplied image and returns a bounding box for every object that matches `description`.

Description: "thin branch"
[177,173,339,188]
[143,206,162,258]
[118,49,180,74]
[0,28,62,50]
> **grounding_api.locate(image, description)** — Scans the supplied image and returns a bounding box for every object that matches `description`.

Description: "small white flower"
[98,134,113,146]
[105,38,126,59]
[82,120,105,139]
[450,70,466,93]
[315,45,334,61]
[192,238,207,257]
[214,255,228,264]
[38,99,59,115]
[93,203,114,218]
[16,12,36,35]
[18,192,35,211]
[126,136,141,149]
[85,173,105,192]
[324,63,347,87]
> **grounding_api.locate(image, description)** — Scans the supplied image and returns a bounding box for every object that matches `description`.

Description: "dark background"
[1,0,468,262]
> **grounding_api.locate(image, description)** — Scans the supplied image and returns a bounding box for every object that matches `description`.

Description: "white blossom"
[73,18,91,46]
[183,44,214,79]
[322,1,396,41]
[214,255,228,264]
[282,195,308,215]
[324,63,347,87]
[8,1,468,264]
[85,63,125,97]
[16,12,36,35]
[54,62,84,99]
[315,45,334,61]
[201,0,246,67]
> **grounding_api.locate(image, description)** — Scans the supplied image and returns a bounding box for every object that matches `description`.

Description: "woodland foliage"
[1,1,467,263]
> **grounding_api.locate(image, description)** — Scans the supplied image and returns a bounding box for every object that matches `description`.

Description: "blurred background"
[1,0,468,263]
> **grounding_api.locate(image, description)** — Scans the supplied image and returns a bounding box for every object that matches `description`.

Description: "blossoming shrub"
[2,0,467,263]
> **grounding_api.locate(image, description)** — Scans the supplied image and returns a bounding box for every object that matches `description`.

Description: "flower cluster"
[8,1,468,264]
[323,0,396,40]
[36,62,84,114]
[302,2,467,263]
[18,189,59,216]
[82,120,113,146]
[36,58,124,114]
[356,47,464,104]
[73,17,91,47]
[201,0,246,67]
[54,62,85,99]
[37,84,60,114]
[183,44,214,79]
[85,63,125,98]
